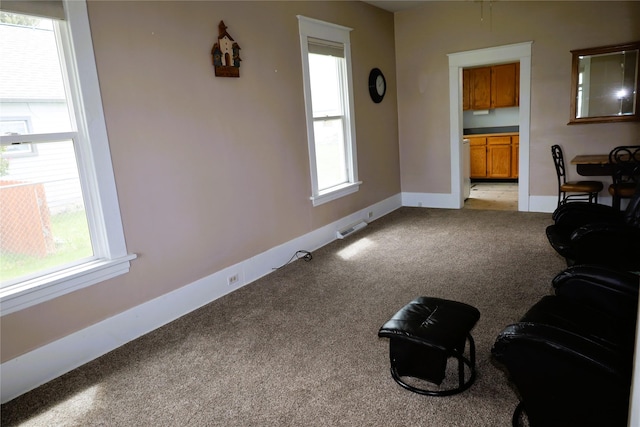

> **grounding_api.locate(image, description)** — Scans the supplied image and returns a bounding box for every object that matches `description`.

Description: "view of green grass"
[0,210,93,283]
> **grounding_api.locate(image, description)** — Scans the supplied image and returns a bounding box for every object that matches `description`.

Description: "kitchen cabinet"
[462,69,471,111]
[463,63,519,111]
[469,67,492,110]
[491,63,519,108]
[487,136,512,178]
[468,137,488,178]
[511,135,519,178]
[467,133,519,179]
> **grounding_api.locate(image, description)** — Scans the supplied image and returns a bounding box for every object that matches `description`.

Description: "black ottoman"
[378,297,480,396]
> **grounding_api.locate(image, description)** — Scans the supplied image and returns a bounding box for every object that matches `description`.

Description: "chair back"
[551,145,567,185]
[609,145,640,187]
[623,182,640,228]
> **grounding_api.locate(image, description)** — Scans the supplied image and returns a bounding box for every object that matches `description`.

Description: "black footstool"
[378,297,480,396]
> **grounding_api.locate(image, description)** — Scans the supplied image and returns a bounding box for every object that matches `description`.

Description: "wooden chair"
[608,146,640,211]
[551,145,603,208]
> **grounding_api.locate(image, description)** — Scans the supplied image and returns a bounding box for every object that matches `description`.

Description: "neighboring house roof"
[0,23,66,100]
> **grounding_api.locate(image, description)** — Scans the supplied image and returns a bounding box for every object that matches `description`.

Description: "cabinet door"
[462,69,471,111]
[469,137,487,178]
[491,63,519,108]
[471,67,491,110]
[511,135,519,178]
[487,136,512,178]
[515,62,520,106]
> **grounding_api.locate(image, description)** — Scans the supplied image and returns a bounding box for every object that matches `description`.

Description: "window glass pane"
[1,12,93,286]
[0,12,73,135]
[309,53,343,117]
[0,140,93,284]
[313,118,347,190]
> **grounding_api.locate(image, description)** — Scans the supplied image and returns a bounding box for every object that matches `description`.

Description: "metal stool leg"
[389,333,477,397]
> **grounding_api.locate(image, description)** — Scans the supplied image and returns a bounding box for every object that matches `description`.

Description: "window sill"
[0,254,137,316]
[310,181,362,206]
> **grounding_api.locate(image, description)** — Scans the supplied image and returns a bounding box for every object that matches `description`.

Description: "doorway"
[465,182,518,210]
[447,42,532,211]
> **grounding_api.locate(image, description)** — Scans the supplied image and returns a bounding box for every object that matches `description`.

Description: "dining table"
[570,154,612,176]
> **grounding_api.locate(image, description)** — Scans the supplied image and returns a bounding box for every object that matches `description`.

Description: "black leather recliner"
[545,183,640,270]
[492,265,639,427]
[552,264,639,320]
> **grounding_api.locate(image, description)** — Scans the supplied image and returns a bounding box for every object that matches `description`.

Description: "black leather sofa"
[492,265,639,427]
[545,183,640,270]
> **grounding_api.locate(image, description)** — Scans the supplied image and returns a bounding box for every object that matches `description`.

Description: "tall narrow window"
[298,16,360,206]
[0,2,133,315]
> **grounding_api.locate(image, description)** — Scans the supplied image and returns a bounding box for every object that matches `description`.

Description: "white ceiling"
[362,1,429,13]
[363,0,623,12]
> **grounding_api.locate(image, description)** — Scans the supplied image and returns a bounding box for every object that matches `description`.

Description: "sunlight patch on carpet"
[23,385,98,426]
[337,237,376,260]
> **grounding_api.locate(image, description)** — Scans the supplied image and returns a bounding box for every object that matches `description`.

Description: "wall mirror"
[569,41,640,124]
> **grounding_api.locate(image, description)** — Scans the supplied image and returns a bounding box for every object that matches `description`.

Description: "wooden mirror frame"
[569,41,640,125]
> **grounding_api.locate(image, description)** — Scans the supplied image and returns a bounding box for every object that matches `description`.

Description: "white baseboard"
[530,195,615,214]
[402,191,459,209]
[0,194,401,404]
[528,195,557,213]
[404,192,615,214]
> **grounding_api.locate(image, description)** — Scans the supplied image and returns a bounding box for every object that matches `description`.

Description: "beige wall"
[0,1,399,362]
[395,1,640,196]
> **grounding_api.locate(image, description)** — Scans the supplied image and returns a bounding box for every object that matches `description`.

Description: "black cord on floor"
[273,250,313,270]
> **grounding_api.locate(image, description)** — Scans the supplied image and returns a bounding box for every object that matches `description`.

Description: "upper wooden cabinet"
[491,63,519,108]
[470,66,492,110]
[463,62,519,111]
[462,69,471,111]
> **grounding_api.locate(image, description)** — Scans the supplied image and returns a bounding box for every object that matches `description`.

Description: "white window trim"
[0,0,135,316]
[297,16,360,207]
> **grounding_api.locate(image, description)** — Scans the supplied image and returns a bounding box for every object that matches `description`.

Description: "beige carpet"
[1,207,565,426]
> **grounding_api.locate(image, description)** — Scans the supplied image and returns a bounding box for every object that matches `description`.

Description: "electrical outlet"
[418,202,423,207]
[368,211,373,219]
[227,274,239,286]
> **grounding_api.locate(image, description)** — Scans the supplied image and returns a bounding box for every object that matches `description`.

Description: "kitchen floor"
[464,182,518,211]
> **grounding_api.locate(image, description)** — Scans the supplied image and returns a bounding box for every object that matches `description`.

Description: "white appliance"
[462,138,471,200]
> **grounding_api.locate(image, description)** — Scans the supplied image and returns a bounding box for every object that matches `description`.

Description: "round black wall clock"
[368,68,386,103]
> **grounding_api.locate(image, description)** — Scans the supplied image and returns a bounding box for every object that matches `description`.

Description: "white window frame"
[297,16,360,207]
[0,0,135,316]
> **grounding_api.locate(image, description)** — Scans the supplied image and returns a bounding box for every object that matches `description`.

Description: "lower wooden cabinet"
[469,137,488,178]
[511,135,519,179]
[487,136,512,178]
[468,134,519,179]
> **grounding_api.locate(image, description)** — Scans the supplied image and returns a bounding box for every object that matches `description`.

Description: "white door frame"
[447,42,532,211]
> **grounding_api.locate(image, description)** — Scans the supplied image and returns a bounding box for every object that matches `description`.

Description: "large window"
[0,1,134,315]
[298,16,360,206]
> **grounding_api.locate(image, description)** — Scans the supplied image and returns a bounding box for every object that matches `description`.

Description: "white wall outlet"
[418,202,423,207]
[227,274,239,286]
